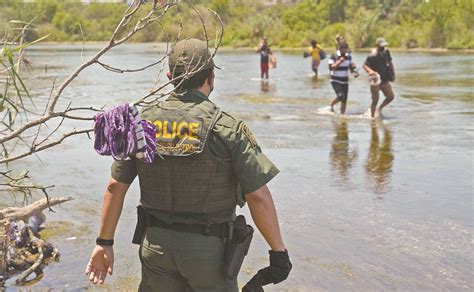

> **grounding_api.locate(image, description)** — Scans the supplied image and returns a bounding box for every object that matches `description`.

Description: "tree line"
[0,0,472,49]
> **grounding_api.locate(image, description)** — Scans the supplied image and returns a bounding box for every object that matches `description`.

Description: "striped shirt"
[328,50,355,84]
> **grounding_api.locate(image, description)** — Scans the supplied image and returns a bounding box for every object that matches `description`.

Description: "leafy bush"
[0,0,470,49]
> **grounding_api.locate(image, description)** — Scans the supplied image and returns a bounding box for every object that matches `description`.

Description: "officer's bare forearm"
[246,185,286,251]
[97,177,130,240]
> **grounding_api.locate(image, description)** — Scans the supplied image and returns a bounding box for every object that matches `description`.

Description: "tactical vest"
[136,97,238,214]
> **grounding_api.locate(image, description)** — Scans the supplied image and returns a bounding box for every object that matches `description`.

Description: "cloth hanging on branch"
[94,104,156,163]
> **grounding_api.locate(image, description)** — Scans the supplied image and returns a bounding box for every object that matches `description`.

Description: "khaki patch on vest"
[242,123,258,149]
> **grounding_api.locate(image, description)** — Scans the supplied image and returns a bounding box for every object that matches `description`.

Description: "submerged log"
[15,227,45,284]
[0,197,72,223]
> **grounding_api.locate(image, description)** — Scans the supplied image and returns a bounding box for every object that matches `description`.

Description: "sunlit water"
[3,44,473,290]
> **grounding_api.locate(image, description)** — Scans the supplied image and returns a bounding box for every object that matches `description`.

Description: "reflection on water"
[329,120,358,184]
[329,119,395,194]
[365,122,394,194]
[260,80,269,92]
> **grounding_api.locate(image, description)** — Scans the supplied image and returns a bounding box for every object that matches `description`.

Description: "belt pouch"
[132,205,147,245]
[224,215,254,280]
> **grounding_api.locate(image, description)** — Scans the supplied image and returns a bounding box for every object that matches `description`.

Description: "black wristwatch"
[96,237,114,246]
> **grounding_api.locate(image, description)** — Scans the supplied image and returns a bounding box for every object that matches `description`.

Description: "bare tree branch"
[35,115,66,147]
[0,128,93,164]
[0,1,180,148]
[97,56,166,74]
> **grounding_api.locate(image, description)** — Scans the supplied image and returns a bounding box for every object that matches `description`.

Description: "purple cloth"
[8,221,28,247]
[94,103,156,163]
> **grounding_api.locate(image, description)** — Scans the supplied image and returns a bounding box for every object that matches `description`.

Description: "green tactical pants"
[138,226,238,292]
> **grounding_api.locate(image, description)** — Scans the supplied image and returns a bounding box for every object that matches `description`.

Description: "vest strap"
[200,108,221,149]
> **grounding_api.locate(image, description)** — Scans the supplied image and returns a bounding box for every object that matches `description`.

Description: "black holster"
[224,215,254,280]
[132,205,147,245]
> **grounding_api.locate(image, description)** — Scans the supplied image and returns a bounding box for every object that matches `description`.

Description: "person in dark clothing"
[328,42,359,114]
[256,37,272,79]
[363,37,396,118]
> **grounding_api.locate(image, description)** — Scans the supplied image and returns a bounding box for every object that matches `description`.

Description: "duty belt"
[146,215,229,239]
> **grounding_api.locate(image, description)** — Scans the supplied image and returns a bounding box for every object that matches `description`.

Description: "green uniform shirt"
[111,90,279,223]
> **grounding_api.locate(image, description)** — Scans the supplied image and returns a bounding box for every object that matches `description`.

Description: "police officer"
[85,39,291,291]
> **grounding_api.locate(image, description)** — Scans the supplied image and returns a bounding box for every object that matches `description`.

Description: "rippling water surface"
[4,44,473,290]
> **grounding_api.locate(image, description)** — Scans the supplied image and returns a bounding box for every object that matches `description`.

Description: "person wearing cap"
[256,37,273,79]
[303,39,324,77]
[85,38,291,291]
[328,42,359,114]
[335,35,346,48]
[363,37,396,118]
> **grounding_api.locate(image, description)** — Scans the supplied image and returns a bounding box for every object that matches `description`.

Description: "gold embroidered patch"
[153,118,204,156]
[242,123,258,149]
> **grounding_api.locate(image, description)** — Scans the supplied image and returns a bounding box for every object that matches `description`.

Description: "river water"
[3,44,473,290]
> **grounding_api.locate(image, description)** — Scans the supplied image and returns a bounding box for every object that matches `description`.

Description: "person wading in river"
[85,39,291,291]
[329,42,359,114]
[303,39,324,77]
[363,37,396,118]
[256,37,273,79]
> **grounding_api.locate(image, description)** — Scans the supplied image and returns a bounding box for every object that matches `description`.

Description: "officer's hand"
[85,245,114,284]
[242,250,292,291]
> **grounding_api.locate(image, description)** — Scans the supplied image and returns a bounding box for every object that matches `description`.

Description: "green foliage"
[346,6,380,48]
[0,0,471,49]
[210,0,230,17]
[318,23,346,48]
[1,31,49,130]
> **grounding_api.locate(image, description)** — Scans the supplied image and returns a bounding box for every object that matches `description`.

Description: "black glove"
[242,281,264,292]
[242,250,292,291]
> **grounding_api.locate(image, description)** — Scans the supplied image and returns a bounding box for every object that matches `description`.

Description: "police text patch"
[153,118,204,156]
